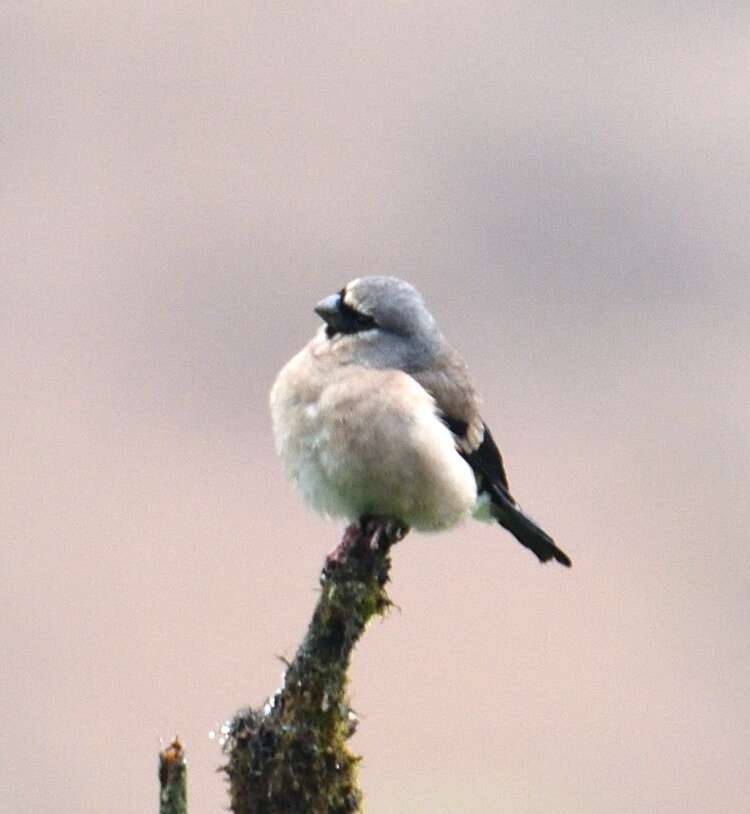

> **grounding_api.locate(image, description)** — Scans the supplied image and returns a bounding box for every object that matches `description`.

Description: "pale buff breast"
[270,341,477,531]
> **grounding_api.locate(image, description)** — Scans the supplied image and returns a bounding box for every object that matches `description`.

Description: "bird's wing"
[411,356,572,567]
[409,348,508,488]
[441,415,509,491]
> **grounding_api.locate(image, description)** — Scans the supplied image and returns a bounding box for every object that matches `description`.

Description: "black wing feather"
[442,417,509,490]
[443,415,572,567]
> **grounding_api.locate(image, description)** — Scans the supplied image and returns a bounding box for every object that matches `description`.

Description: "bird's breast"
[270,346,477,530]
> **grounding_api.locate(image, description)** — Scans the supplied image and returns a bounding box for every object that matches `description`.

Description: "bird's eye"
[322,288,377,338]
[337,301,376,331]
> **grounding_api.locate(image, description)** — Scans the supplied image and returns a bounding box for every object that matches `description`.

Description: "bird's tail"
[489,485,571,567]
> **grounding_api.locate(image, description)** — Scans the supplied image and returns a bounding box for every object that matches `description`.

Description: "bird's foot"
[359,515,409,552]
[325,516,409,572]
[325,523,363,570]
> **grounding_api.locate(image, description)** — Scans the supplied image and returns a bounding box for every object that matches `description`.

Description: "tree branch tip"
[222,520,407,813]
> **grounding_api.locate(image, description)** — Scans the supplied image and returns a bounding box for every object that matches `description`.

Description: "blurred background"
[2,3,749,812]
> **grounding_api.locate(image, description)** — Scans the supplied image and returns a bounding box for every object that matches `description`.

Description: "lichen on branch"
[223,518,407,814]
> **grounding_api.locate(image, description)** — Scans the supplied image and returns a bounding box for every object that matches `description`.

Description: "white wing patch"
[456,416,485,454]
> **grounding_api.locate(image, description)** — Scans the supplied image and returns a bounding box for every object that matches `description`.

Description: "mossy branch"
[159,736,187,814]
[222,518,407,814]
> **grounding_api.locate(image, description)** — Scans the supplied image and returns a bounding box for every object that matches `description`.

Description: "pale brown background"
[3,3,749,813]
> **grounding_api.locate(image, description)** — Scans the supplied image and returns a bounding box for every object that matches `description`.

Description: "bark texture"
[222,518,407,814]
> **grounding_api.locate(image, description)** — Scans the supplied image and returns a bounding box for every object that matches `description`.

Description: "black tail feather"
[489,484,571,567]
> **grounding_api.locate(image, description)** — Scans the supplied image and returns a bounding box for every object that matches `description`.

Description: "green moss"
[223,520,406,814]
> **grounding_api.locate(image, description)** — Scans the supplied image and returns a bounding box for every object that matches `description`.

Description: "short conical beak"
[314,293,342,324]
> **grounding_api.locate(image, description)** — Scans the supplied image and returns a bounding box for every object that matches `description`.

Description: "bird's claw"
[360,516,409,551]
[325,517,408,573]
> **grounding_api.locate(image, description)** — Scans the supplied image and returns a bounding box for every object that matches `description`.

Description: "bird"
[270,276,571,567]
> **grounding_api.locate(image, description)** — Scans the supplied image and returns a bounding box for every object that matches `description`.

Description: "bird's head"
[314,276,441,372]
